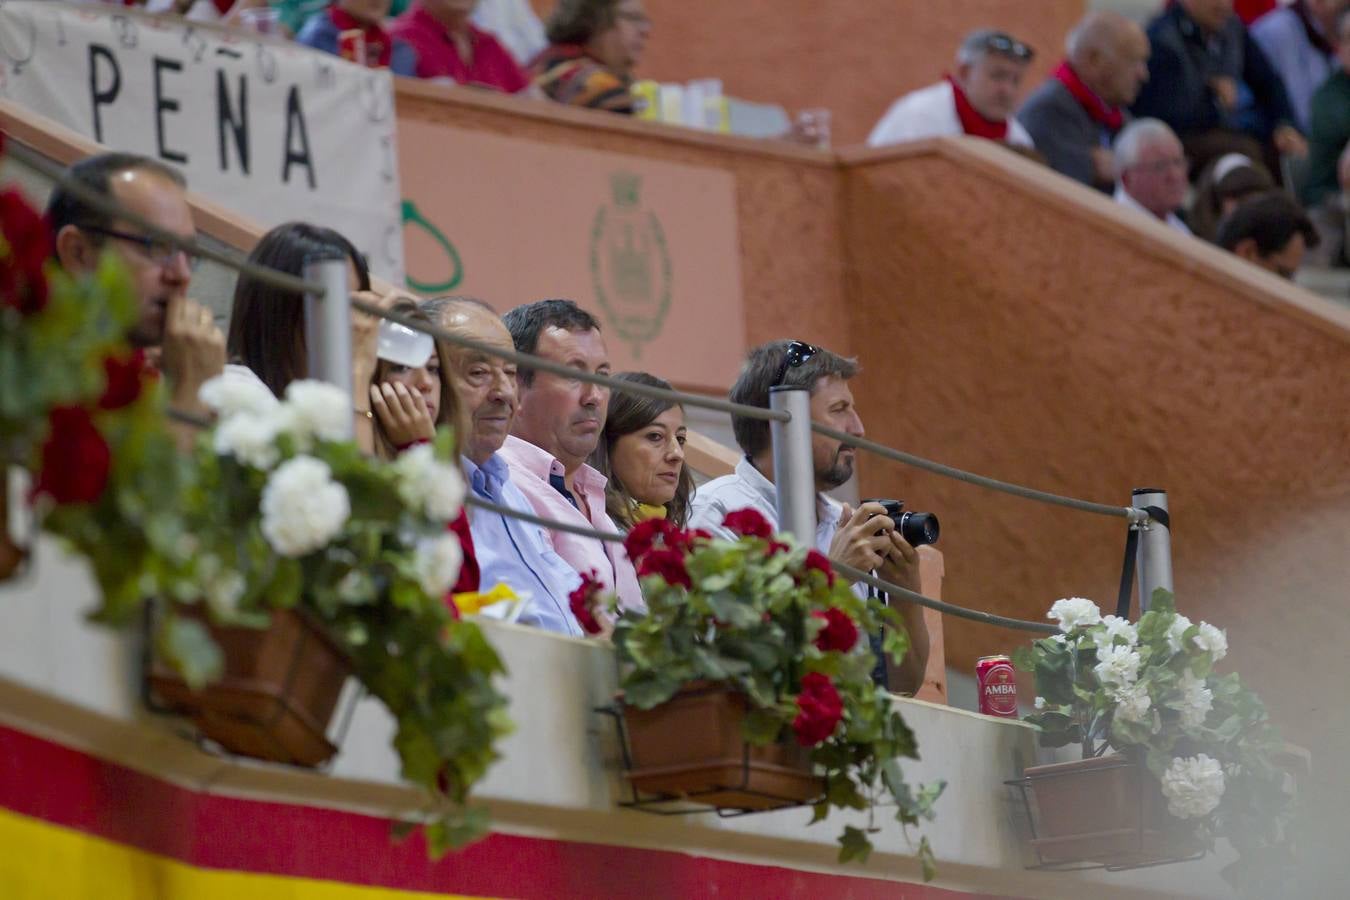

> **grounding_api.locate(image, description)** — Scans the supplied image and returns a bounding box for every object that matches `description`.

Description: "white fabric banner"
[0,1,404,281]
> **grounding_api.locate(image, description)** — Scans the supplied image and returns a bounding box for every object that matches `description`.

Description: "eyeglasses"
[80,224,200,271]
[1128,155,1189,175]
[981,33,1034,61]
[773,339,820,387]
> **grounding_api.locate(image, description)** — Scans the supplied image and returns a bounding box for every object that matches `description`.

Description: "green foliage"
[612,528,943,875]
[1016,592,1295,880]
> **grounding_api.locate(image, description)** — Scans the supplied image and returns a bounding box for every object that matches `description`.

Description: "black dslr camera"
[863,499,940,547]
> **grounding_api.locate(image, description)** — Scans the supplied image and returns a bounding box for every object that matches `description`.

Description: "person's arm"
[159,295,226,451]
[1242,27,1301,140]
[1017,93,1100,187]
[875,532,931,696]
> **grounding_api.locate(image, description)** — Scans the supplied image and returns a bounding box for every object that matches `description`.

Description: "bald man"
[1018,11,1151,191]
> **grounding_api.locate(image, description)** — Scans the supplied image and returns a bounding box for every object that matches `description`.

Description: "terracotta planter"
[620,683,824,811]
[147,608,352,767]
[1020,754,1204,867]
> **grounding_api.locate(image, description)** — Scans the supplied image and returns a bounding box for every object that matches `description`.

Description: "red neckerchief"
[1052,60,1124,132]
[330,6,392,68]
[946,75,1009,140]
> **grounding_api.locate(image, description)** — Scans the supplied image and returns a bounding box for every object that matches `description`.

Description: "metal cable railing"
[15,133,1163,633]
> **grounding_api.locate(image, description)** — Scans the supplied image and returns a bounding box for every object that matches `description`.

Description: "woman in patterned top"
[531,0,651,114]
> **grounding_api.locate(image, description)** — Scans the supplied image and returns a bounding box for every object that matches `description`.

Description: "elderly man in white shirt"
[868,29,1037,149]
[688,340,930,694]
[1113,118,1193,235]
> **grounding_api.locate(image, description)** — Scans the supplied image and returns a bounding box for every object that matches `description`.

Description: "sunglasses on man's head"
[773,339,820,388]
[982,33,1034,61]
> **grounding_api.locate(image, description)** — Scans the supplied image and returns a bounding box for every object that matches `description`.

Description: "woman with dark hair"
[589,371,691,530]
[531,0,650,114]
[366,299,460,459]
[1189,153,1276,243]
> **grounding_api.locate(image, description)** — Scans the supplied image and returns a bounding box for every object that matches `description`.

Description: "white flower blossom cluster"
[260,457,351,557]
[1167,613,1194,654]
[414,533,464,598]
[1176,670,1214,730]
[1160,754,1225,819]
[1092,614,1139,651]
[200,376,354,470]
[393,443,465,523]
[1049,597,1101,633]
[282,381,352,447]
[1094,644,1142,688]
[1193,622,1228,661]
[1113,682,1152,723]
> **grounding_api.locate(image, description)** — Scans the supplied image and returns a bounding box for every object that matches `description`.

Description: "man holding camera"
[689,340,930,694]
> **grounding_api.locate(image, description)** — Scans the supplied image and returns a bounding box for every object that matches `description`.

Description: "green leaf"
[157,615,224,691]
[621,673,680,710]
[838,825,873,864]
[918,835,937,882]
[742,707,785,744]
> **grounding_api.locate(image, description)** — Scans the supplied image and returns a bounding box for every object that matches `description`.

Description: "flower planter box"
[619,683,824,812]
[147,608,352,767]
[1016,755,1205,869]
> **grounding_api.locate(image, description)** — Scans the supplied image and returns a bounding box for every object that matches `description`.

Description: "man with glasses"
[48,153,225,425]
[868,29,1036,149]
[688,340,930,695]
[1113,118,1193,234]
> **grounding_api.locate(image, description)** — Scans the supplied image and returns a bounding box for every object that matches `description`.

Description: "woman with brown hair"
[531,0,651,114]
[589,371,692,531]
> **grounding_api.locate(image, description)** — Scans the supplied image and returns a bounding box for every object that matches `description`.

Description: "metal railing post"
[303,257,354,437]
[1133,487,1173,612]
[769,387,815,544]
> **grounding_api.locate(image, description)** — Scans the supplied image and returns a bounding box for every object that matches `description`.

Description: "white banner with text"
[0,1,403,281]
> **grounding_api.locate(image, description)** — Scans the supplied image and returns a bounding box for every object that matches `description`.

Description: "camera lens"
[899,512,940,547]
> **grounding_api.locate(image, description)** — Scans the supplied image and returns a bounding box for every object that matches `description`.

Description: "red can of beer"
[976,654,1019,718]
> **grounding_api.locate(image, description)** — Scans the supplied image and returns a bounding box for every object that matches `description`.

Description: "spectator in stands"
[426,296,589,635]
[1216,190,1320,278]
[47,153,224,428]
[367,300,453,457]
[499,300,643,612]
[297,0,418,75]
[1131,0,1305,178]
[687,340,930,695]
[531,0,651,114]
[472,0,547,67]
[868,29,1036,149]
[1189,152,1276,241]
[1113,118,1193,234]
[1018,11,1150,192]
[1301,6,1350,266]
[224,222,396,452]
[391,0,529,91]
[588,372,691,531]
[1250,0,1347,132]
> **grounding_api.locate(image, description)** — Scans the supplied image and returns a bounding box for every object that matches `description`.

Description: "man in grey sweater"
[1018,11,1151,192]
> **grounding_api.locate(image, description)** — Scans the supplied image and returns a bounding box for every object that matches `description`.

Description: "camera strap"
[1115,506,1169,620]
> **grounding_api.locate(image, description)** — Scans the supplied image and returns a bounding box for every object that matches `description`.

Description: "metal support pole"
[1133,488,1173,612]
[769,387,815,544]
[303,257,354,437]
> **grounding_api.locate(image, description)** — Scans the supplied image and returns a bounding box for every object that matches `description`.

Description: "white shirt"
[471,0,547,67]
[1113,185,1193,236]
[867,80,1034,149]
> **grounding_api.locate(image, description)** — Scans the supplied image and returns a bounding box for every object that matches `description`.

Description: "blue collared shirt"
[463,453,584,637]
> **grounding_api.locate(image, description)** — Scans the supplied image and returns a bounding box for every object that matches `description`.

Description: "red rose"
[767,539,790,557]
[32,407,111,505]
[636,548,693,590]
[812,607,859,653]
[803,549,836,586]
[98,349,149,410]
[722,507,773,539]
[623,517,677,563]
[792,672,844,747]
[568,569,605,635]
[0,188,51,316]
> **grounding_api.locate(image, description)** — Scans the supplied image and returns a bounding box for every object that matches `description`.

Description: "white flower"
[1193,622,1228,662]
[213,412,282,469]
[1176,670,1214,730]
[1167,614,1194,654]
[413,532,463,598]
[197,554,245,616]
[1111,682,1152,723]
[1160,754,1225,819]
[1093,644,1141,687]
[393,443,465,522]
[199,373,279,419]
[282,380,352,445]
[1093,614,1139,651]
[260,457,350,557]
[1034,696,1047,710]
[1049,597,1102,633]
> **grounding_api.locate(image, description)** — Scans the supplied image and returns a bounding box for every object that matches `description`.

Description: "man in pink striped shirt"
[498,300,644,613]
